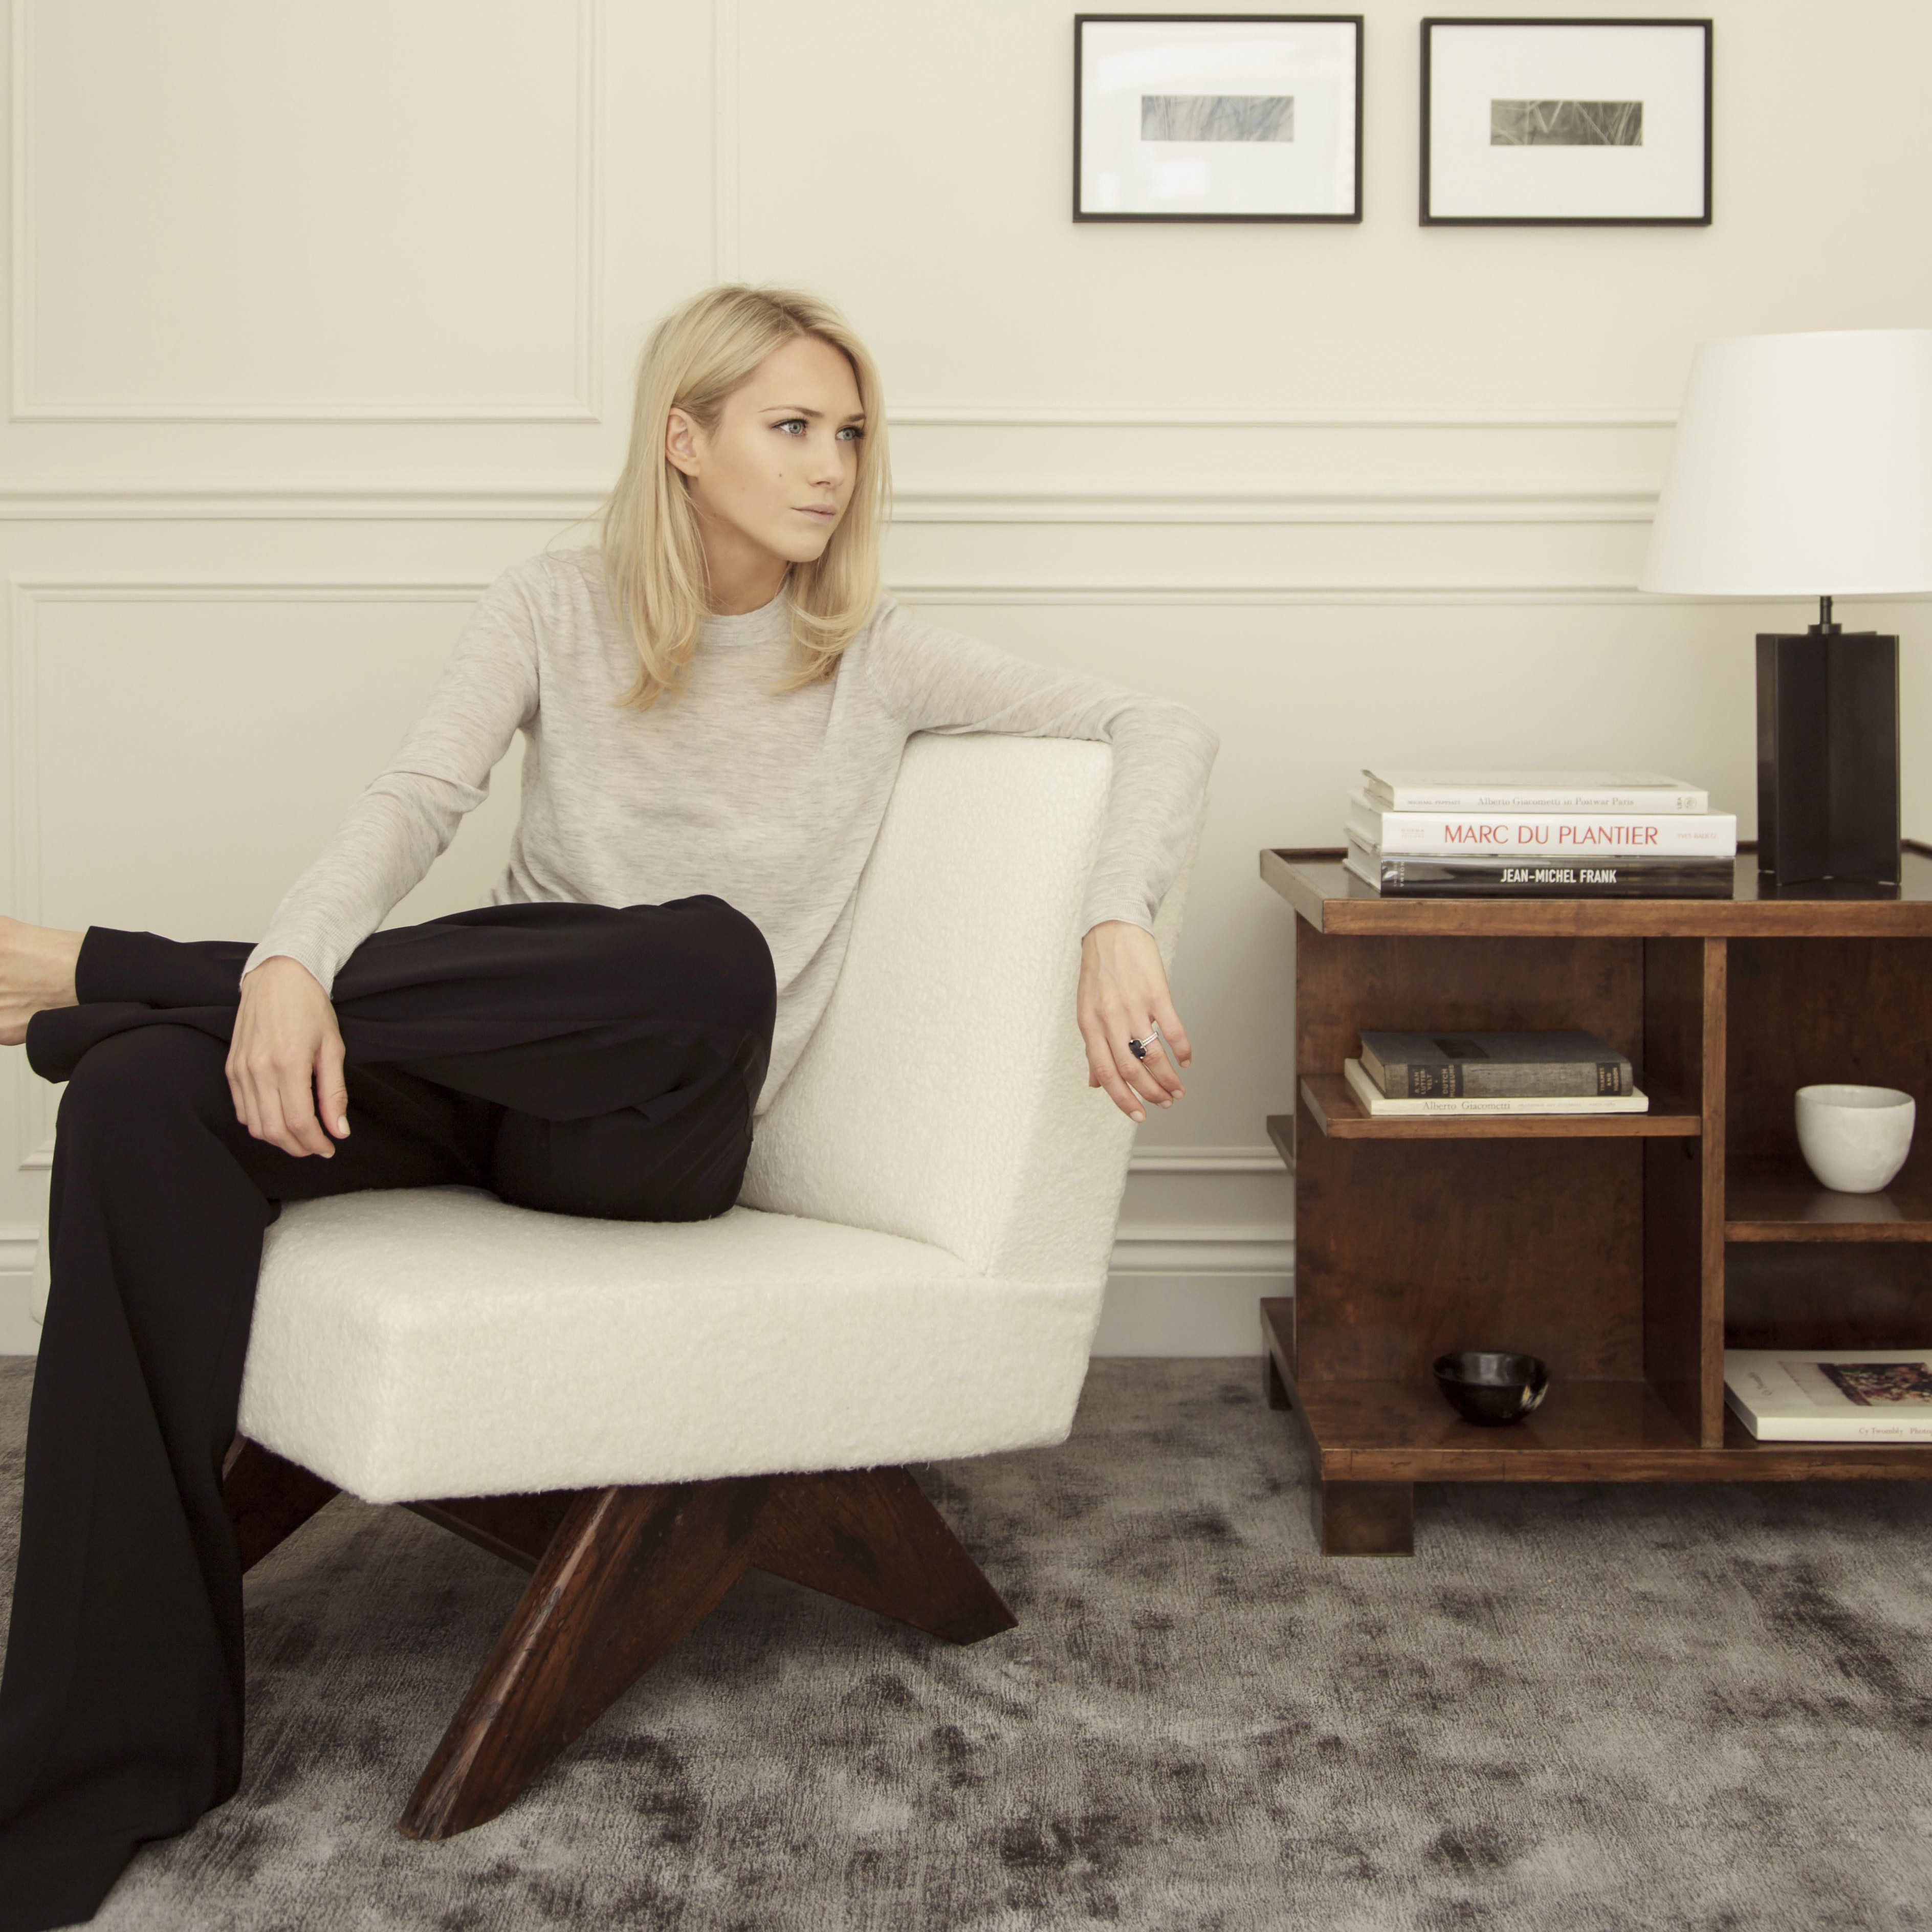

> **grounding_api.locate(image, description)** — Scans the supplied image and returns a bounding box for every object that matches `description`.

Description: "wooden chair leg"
[397,1464,1016,1841]
[752,1466,1016,1644]
[401,1492,584,1572]
[398,1479,767,1841]
[221,1436,338,1574]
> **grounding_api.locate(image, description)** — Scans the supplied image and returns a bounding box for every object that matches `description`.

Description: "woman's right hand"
[227,956,350,1158]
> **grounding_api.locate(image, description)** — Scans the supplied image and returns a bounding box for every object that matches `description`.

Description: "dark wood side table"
[1259,842,1932,1557]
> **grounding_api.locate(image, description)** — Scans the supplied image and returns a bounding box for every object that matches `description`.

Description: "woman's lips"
[796,506,837,521]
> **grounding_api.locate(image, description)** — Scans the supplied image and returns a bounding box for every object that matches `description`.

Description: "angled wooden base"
[401,1491,578,1571]
[222,1436,338,1571]
[222,1443,1015,1841]
[401,1480,758,1838]
[401,1466,1016,1838]
[754,1466,1015,1645]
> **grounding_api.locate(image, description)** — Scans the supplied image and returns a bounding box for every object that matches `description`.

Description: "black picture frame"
[1419,17,1713,227]
[1073,13,1366,224]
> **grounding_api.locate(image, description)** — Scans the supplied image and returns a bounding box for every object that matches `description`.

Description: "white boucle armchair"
[217,731,1201,1839]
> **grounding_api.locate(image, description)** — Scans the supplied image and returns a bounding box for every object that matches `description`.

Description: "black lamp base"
[1755,626,1901,886]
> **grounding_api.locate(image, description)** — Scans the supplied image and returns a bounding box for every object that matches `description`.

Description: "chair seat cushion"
[237,1186,1103,1504]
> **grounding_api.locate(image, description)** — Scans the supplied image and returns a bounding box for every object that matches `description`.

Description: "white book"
[1340,1056,1649,1117]
[1362,769,1709,814]
[1341,849,1382,893]
[1345,791,1737,859]
[1724,1349,1932,1442]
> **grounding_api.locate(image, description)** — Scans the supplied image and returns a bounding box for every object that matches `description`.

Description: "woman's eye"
[775,419,864,441]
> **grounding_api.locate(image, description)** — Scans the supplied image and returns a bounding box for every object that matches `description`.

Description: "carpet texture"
[0,1355,1927,1930]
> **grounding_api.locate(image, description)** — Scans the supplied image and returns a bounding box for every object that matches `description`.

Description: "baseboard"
[1091,1277,1286,1356]
[0,1227,41,1354]
[1092,1222,1293,1355]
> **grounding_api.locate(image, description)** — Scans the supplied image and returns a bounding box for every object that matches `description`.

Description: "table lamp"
[1639,327,1932,886]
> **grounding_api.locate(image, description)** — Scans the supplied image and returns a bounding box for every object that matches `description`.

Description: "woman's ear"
[665,406,701,479]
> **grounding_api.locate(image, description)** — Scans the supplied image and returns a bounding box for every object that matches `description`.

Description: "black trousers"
[0,896,777,1931]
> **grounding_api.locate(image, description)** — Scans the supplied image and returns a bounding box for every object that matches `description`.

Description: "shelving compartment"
[1722,936,1932,1467]
[1257,850,1932,1547]
[1285,925,1718,1469]
[1724,936,1932,1310]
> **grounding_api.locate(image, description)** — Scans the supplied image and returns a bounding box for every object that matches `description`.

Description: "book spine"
[1368,1102,1646,1117]
[1371,858,1733,898]
[1373,788,1709,813]
[1370,812,1737,858]
[1342,1060,1645,1116]
[1353,1090,1646,1117]
[1385,1062,1632,1098]
[1724,1404,1932,1443]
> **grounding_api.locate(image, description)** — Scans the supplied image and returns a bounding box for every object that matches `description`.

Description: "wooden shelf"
[1726,1160,1932,1241]
[1260,842,1932,938]
[1288,1376,1932,1482]
[1289,1375,1701,1480]
[1261,860,1932,1552]
[1299,1072,1701,1139]
[1261,1303,1932,1482]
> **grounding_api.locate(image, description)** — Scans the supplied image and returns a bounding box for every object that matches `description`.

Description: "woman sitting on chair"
[0,281,1218,1928]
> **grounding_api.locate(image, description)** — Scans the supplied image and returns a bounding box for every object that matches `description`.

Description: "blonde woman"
[0,283,1219,1927]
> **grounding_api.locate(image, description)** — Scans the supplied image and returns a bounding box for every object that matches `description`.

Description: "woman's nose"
[805,434,846,484]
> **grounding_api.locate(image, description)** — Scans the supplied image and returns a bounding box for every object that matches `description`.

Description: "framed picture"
[1074,14,1364,223]
[1420,17,1712,225]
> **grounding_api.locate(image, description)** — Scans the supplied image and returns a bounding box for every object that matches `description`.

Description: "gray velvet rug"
[0,1355,1927,1931]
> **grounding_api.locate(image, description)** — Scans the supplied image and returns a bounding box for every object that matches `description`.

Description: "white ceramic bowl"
[1794,1085,1916,1194]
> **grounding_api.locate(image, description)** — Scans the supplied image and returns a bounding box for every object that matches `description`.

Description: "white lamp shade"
[1639,327,1932,598]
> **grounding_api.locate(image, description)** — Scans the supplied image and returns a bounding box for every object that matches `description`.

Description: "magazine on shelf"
[1360,769,1709,813]
[1724,1349,1932,1442]
[1340,1057,1650,1117]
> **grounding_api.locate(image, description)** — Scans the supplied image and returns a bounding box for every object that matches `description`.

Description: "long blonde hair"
[591,282,893,712]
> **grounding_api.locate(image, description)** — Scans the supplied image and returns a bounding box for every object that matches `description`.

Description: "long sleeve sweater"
[243,546,1221,1119]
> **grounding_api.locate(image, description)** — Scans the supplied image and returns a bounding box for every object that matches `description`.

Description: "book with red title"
[1362,769,1709,813]
[1348,792,1738,860]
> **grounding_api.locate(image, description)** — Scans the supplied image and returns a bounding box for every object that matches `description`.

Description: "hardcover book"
[1358,1029,1633,1098]
[1346,793,1737,860]
[1724,1349,1932,1442]
[1340,1057,1649,1117]
[1361,769,1709,813]
[1343,842,1736,899]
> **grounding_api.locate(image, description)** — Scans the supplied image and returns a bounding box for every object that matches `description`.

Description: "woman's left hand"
[1078,919,1192,1122]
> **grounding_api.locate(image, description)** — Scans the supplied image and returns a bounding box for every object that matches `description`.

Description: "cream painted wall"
[1,0,1928,1354]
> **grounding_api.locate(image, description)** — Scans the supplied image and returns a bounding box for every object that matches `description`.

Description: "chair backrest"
[738,732,1202,1284]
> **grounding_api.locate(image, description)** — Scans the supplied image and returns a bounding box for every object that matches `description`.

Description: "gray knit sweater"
[244,546,1220,1118]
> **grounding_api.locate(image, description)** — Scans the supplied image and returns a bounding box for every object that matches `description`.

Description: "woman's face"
[666,334,866,596]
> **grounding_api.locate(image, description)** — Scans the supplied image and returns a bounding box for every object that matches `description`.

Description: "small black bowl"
[1433,1350,1550,1426]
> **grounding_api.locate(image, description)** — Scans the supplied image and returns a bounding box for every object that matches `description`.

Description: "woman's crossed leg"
[0,895,776,1930]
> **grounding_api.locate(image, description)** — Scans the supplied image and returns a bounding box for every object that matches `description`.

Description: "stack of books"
[1344,1028,1650,1117]
[1345,769,1737,897]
